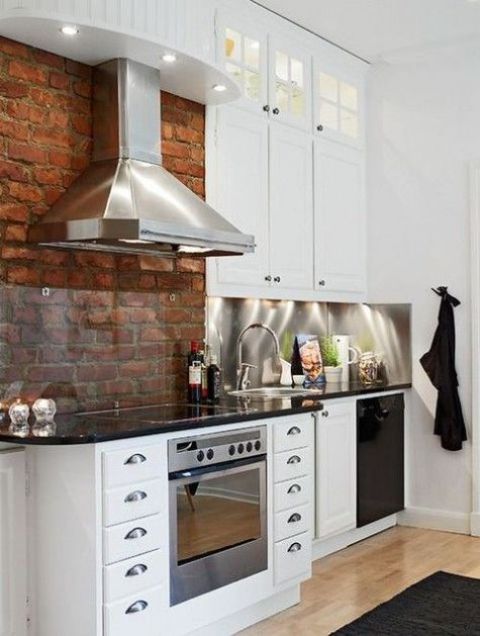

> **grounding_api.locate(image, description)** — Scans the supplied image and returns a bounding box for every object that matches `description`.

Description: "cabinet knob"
[124,453,146,465]
[274,276,281,283]
[288,483,302,494]
[126,600,148,615]
[288,542,302,553]
[322,411,329,418]
[265,275,272,282]
[318,280,326,287]
[124,527,147,540]
[263,104,270,112]
[317,124,324,132]
[272,107,280,115]
[125,564,148,578]
[124,490,148,503]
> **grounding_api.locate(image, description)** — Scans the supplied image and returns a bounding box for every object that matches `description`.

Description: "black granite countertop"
[0,382,411,446]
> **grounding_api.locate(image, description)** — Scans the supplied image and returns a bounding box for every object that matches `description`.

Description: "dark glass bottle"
[207,354,222,403]
[188,341,202,404]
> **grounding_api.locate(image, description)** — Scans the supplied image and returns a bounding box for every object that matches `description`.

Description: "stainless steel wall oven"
[168,427,268,605]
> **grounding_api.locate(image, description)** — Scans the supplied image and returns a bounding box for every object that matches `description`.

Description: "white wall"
[367,46,480,517]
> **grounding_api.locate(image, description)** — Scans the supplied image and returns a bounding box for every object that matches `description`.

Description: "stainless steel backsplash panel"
[207,298,411,392]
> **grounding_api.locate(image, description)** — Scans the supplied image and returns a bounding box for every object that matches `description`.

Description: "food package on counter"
[295,335,325,387]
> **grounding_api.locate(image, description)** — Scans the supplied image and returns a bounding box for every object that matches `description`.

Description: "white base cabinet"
[22,414,315,636]
[315,399,357,539]
[0,449,27,636]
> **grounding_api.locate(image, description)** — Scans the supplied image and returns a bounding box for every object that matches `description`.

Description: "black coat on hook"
[420,287,467,451]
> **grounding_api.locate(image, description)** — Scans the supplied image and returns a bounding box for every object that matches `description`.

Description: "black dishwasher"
[357,394,405,527]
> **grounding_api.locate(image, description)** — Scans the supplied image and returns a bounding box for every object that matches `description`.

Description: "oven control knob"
[197,451,205,462]
[246,442,253,452]
[237,443,245,454]
[207,449,214,460]
[228,445,236,456]
[254,441,261,451]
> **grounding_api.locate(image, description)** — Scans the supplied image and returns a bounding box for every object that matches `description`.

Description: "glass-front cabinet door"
[313,61,364,147]
[216,10,268,113]
[268,36,312,131]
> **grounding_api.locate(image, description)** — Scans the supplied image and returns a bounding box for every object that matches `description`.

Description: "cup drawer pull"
[287,455,301,465]
[124,527,147,540]
[124,453,147,465]
[288,513,302,524]
[288,483,301,494]
[287,426,301,436]
[288,542,302,553]
[125,563,148,578]
[124,490,148,503]
[125,600,148,615]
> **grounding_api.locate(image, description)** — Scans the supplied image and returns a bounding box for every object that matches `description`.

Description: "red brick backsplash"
[0,37,207,409]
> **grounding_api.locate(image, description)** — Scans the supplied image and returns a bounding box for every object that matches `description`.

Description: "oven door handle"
[169,454,266,481]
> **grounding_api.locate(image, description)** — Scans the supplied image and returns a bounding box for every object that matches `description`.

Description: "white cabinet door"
[313,59,365,148]
[216,8,269,114]
[269,123,313,290]
[0,449,27,636]
[314,139,366,294]
[269,35,312,131]
[214,107,270,288]
[316,400,356,539]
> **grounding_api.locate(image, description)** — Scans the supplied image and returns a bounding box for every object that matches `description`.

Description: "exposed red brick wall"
[0,37,206,409]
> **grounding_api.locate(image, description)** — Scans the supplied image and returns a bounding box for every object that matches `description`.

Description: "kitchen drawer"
[104,550,164,604]
[103,445,164,489]
[103,515,162,565]
[103,479,162,527]
[274,447,312,483]
[104,586,163,636]
[274,504,310,542]
[273,417,313,453]
[274,532,312,586]
[274,475,311,512]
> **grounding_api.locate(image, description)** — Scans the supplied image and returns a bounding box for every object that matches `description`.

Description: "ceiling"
[254,0,480,62]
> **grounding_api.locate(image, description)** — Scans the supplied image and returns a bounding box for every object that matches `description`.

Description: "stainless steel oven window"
[169,457,267,606]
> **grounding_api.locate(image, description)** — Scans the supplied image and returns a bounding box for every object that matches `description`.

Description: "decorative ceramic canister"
[32,398,57,424]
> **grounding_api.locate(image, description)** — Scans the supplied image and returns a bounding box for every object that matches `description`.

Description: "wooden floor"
[242,526,480,635]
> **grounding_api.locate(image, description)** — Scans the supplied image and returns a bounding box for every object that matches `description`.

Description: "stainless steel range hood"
[28,58,254,257]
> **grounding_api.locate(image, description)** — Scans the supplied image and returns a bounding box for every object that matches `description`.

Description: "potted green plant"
[321,336,342,384]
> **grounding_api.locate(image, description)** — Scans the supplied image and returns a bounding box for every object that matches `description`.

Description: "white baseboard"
[471,512,480,536]
[312,515,397,560]
[398,507,471,535]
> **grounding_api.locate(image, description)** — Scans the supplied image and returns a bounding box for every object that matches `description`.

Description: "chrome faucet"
[236,323,281,390]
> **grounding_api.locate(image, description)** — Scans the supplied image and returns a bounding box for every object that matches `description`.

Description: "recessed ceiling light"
[162,53,177,63]
[60,25,79,36]
[212,84,227,92]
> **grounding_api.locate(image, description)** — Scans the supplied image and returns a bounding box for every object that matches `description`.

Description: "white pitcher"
[332,335,359,384]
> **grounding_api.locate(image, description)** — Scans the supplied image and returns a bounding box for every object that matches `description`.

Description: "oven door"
[169,456,267,606]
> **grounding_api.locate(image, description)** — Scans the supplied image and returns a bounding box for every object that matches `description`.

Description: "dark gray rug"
[332,571,480,635]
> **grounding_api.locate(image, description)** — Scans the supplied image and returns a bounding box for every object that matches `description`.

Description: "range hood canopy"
[28,58,255,258]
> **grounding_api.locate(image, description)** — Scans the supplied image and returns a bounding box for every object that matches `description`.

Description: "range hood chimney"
[28,58,254,257]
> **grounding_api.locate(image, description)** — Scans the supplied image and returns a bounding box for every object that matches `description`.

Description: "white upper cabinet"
[213,107,270,289]
[269,123,313,289]
[269,37,312,131]
[207,0,368,301]
[216,9,269,114]
[314,140,366,294]
[313,58,365,148]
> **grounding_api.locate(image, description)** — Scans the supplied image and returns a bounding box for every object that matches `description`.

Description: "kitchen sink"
[229,387,320,399]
